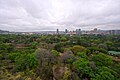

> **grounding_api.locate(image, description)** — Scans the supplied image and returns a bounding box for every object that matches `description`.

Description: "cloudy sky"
[0,0,120,32]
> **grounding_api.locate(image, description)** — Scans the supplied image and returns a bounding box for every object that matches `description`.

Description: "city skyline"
[0,0,120,32]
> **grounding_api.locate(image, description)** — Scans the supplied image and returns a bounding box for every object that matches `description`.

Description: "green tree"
[54,43,64,52]
[76,52,87,59]
[61,53,75,64]
[92,71,115,80]
[73,58,92,78]
[98,43,108,50]
[9,53,21,62]
[91,66,117,80]
[51,50,60,57]
[15,54,38,71]
[71,45,86,54]
[92,53,113,67]
[0,54,2,60]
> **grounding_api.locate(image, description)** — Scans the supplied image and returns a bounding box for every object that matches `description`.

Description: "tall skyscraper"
[65,29,68,33]
[56,29,59,34]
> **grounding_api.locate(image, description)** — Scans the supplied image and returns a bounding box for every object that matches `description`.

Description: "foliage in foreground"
[0,34,120,80]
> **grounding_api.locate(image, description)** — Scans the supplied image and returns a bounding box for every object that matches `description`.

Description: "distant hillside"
[0,30,9,34]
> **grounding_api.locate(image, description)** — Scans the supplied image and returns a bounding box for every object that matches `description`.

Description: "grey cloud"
[0,0,120,32]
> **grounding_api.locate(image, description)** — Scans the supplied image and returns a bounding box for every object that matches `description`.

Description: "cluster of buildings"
[56,28,120,35]
[0,28,120,35]
[56,29,82,35]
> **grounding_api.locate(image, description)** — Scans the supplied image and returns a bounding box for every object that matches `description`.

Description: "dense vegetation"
[0,34,120,80]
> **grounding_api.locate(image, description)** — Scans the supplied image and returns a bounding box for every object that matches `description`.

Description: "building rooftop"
[108,51,120,55]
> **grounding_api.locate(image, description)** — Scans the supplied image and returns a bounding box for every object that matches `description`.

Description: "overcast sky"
[0,0,120,32]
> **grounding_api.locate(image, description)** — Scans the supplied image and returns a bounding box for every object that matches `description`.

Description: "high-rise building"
[76,29,82,35]
[109,30,120,35]
[65,29,68,33]
[94,28,97,32]
[56,29,59,34]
